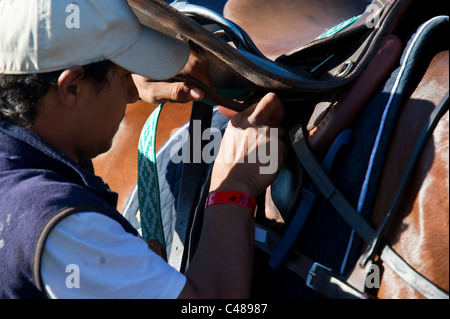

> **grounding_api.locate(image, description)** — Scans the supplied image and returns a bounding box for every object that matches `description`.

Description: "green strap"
[137,103,165,247]
[316,15,360,39]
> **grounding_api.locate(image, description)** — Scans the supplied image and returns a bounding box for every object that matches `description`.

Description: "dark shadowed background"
[162,0,227,13]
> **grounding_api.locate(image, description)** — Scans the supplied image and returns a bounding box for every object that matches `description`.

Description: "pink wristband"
[205,191,257,218]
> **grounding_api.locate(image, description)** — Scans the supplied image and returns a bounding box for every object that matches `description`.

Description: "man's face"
[76,65,139,159]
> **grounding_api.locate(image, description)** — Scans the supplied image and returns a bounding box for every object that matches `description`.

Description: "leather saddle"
[128,0,404,107]
[128,0,405,225]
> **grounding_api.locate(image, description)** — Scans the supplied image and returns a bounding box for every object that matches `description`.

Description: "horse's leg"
[92,101,192,213]
[371,51,449,299]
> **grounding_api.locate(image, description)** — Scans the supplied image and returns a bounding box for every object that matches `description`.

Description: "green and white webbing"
[137,103,165,246]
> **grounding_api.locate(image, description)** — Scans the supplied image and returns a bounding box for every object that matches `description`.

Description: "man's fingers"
[131,49,213,105]
[247,93,284,126]
[168,82,205,103]
[134,79,205,104]
[180,50,214,91]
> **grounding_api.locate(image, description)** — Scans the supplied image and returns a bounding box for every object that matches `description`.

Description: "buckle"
[306,262,333,290]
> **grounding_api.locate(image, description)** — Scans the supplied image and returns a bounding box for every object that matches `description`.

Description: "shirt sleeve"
[40,212,186,299]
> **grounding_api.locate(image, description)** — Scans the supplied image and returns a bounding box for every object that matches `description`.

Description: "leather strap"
[379,243,449,299]
[255,224,374,299]
[290,124,376,243]
[268,129,353,270]
[361,92,449,266]
[171,101,213,273]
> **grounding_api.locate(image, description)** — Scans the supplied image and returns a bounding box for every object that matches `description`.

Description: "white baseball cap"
[0,0,190,80]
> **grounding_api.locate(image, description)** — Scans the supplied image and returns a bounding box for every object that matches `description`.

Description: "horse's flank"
[371,51,449,298]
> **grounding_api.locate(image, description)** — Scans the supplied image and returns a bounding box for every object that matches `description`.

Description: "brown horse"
[93,0,369,212]
[222,0,448,299]
[222,0,368,60]
[92,0,449,298]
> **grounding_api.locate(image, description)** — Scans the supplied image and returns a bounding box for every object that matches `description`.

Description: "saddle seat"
[223,0,370,60]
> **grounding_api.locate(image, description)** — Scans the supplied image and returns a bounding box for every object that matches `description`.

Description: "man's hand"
[209,93,287,199]
[132,50,213,104]
[179,93,286,299]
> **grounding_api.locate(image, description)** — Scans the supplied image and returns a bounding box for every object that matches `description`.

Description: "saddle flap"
[127,0,412,110]
[127,0,314,101]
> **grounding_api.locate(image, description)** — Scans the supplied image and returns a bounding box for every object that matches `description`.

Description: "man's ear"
[56,66,85,108]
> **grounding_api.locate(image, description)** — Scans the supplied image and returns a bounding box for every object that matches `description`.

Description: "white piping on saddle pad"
[339,16,444,275]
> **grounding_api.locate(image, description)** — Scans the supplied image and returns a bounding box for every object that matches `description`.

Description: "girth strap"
[255,224,374,299]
